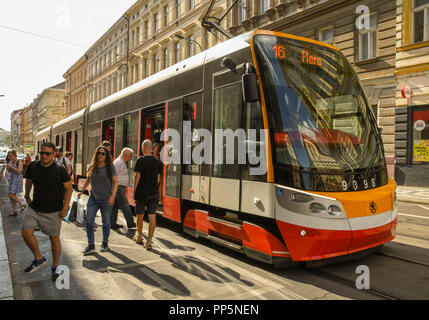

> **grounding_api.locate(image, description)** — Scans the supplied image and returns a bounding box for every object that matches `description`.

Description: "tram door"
[102,118,115,156]
[163,99,182,223]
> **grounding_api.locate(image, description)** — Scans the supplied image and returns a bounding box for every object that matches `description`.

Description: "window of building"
[319,26,334,45]
[189,0,195,10]
[175,42,180,63]
[132,30,135,47]
[358,14,377,61]
[164,6,169,26]
[205,28,210,49]
[163,48,168,69]
[154,13,159,34]
[413,0,429,42]
[176,0,181,19]
[136,26,140,44]
[144,58,148,78]
[144,20,148,39]
[189,35,194,57]
[261,0,269,13]
[238,0,246,23]
[153,53,158,74]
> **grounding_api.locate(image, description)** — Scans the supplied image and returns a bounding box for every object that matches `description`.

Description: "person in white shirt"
[111,148,136,229]
[55,147,72,177]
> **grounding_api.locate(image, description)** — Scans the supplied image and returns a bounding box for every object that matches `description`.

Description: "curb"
[0,209,14,300]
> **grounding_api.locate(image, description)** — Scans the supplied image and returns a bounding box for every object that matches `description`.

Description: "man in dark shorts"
[133,140,163,250]
[22,142,73,281]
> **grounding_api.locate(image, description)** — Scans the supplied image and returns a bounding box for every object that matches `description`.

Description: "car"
[17,154,26,161]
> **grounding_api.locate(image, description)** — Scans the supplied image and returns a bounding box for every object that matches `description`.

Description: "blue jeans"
[85,196,112,245]
[111,186,134,226]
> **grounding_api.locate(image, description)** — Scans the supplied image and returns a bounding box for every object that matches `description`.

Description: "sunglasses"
[97,152,106,156]
[40,151,53,156]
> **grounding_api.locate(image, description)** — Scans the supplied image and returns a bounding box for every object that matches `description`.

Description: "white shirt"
[113,156,129,186]
[57,157,71,170]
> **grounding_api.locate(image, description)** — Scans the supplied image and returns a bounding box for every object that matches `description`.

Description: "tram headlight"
[327,205,342,216]
[310,202,326,214]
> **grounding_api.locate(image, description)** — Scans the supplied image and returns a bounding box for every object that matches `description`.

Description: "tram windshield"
[253,34,387,191]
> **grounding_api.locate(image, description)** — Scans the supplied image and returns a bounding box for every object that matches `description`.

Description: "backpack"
[62,158,73,177]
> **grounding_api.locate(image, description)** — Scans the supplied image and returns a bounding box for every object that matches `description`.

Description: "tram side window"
[213,83,242,179]
[115,115,124,159]
[127,111,139,187]
[88,123,101,168]
[76,128,82,164]
[242,101,266,182]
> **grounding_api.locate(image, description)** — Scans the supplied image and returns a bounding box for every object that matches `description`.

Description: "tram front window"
[253,34,388,191]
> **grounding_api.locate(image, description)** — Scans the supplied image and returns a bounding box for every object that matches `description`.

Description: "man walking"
[111,147,136,229]
[133,140,163,250]
[22,142,73,281]
[56,146,72,177]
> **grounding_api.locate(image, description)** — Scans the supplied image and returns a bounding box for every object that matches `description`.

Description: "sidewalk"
[0,208,14,300]
[396,185,429,205]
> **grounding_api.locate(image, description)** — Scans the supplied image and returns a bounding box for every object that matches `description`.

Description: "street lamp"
[173,34,202,53]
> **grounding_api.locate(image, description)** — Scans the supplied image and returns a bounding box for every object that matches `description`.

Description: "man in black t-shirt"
[133,140,163,250]
[22,142,72,281]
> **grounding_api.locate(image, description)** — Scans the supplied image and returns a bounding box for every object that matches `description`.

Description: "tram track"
[396,232,429,242]
[375,251,429,268]
[309,269,400,300]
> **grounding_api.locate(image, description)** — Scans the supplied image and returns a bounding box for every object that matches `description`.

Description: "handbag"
[76,197,85,224]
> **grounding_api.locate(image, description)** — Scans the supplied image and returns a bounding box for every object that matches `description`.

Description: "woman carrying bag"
[1,150,26,216]
[78,146,118,255]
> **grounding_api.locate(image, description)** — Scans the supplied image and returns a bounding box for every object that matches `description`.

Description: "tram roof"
[88,32,252,115]
[52,108,86,130]
[35,125,51,139]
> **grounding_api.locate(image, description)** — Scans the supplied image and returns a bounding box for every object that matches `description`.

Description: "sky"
[0,0,136,131]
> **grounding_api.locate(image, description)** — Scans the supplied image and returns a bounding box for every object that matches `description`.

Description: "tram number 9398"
[186,164,200,174]
[342,177,376,191]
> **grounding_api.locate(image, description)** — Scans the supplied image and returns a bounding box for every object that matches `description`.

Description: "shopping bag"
[76,197,85,224]
[64,198,78,223]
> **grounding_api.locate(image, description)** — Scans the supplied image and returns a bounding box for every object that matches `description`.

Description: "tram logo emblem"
[369,201,377,214]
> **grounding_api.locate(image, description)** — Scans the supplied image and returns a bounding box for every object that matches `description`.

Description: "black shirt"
[25,160,71,213]
[133,155,163,201]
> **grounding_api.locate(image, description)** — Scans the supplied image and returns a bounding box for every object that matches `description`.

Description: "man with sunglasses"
[22,142,73,281]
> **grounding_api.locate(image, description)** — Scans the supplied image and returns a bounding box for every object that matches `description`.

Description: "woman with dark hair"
[78,146,118,255]
[0,150,25,216]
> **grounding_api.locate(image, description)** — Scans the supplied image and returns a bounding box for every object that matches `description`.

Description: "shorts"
[22,206,62,237]
[135,195,159,216]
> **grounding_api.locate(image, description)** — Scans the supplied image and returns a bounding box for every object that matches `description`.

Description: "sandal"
[144,242,152,251]
[133,233,143,245]
[8,212,18,217]
[20,204,26,212]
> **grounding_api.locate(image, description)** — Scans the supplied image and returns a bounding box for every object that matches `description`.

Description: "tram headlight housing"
[327,205,342,216]
[310,202,326,214]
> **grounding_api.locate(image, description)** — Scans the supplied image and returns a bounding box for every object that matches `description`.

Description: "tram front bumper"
[276,208,397,262]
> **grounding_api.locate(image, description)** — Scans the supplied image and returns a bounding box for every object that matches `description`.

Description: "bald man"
[133,140,163,250]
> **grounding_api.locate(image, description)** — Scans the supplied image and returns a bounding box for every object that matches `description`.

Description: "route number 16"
[273,45,286,59]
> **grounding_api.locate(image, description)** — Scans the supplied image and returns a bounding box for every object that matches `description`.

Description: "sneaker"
[83,244,96,255]
[127,222,136,229]
[24,256,47,273]
[100,242,109,252]
[111,223,123,230]
[51,267,59,282]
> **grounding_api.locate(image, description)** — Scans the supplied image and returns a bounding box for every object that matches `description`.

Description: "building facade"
[227,0,398,177]
[36,82,66,132]
[126,0,228,86]
[63,55,88,117]
[22,106,33,154]
[86,16,129,105]
[394,0,429,186]
[10,109,23,150]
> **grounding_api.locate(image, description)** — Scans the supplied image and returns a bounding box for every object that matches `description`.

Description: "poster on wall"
[414,140,429,162]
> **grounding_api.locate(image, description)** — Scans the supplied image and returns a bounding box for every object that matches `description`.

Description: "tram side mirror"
[242,72,259,103]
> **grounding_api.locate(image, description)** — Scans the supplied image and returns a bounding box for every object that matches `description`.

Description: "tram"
[36,30,397,266]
